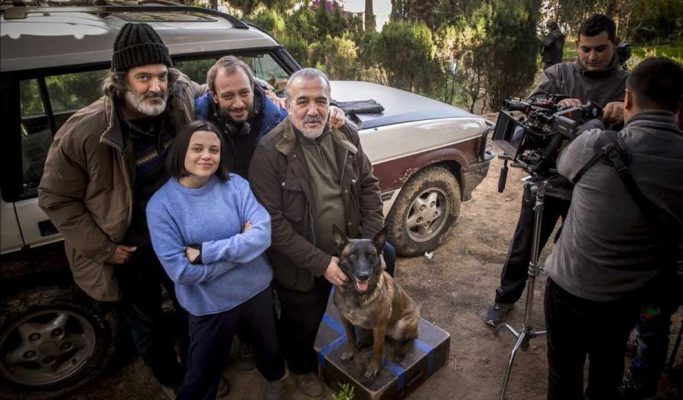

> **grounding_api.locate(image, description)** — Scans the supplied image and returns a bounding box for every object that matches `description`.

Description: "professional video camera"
[492,96,602,190]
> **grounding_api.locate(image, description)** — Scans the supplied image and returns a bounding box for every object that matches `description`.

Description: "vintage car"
[0,2,491,395]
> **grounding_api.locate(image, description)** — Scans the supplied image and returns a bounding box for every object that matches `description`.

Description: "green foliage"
[542,0,683,43]
[446,0,541,112]
[226,0,260,16]
[41,70,107,114]
[175,59,218,84]
[251,8,286,37]
[215,0,679,114]
[260,0,298,12]
[309,36,360,80]
[332,383,355,400]
[631,43,683,64]
[368,20,440,93]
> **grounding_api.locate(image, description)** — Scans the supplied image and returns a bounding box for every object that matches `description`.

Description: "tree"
[542,0,682,41]
[409,0,438,30]
[251,8,286,37]
[226,0,259,16]
[365,0,376,32]
[308,36,360,79]
[434,0,480,28]
[390,0,410,21]
[368,20,439,93]
[445,0,541,112]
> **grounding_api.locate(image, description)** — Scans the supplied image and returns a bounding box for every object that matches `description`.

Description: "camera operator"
[544,57,683,400]
[484,14,629,326]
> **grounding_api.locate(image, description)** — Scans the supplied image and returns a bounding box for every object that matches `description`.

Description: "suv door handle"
[38,220,58,236]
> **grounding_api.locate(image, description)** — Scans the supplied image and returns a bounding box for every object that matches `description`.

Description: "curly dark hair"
[102,67,180,99]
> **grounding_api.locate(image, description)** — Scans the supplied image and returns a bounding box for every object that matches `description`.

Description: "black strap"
[573,130,681,271]
[574,130,675,231]
[600,131,661,223]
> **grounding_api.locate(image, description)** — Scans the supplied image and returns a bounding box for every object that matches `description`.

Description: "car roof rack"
[1,3,249,29]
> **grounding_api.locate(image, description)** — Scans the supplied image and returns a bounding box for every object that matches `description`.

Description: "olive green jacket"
[249,119,384,292]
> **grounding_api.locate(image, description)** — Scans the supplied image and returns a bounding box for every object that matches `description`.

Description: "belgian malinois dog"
[332,226,420,378]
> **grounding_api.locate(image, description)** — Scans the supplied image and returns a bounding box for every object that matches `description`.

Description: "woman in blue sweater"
[146,120,285,400]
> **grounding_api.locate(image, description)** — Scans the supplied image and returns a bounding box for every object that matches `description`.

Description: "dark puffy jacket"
[194,85,286,142]
[248,119,383,292]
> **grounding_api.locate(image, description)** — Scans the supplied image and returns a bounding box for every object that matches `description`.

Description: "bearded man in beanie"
[38,23,206,390]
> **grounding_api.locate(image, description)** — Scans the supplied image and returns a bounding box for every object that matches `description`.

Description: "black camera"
[492,97,602,191]
[493,97,601,173]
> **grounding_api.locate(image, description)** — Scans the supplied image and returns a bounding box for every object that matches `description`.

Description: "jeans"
[178,286,285,400]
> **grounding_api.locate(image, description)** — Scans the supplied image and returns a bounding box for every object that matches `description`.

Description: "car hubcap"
[0,309,96,387]
[405,187,449,242]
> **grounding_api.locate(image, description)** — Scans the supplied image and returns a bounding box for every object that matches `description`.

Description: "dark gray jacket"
[545,110,683,301]
[529,55,628,107]
[528,55,629,199]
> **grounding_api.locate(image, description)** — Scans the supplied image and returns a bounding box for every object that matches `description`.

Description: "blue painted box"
[314,300,451,400]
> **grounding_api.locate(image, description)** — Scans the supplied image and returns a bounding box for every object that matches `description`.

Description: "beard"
[125,89,168,117]
[218,104,251,124]
[297,115,326,139]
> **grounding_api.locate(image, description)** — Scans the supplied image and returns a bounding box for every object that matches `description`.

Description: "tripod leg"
[498,180,549,399]
[499,330,528,400]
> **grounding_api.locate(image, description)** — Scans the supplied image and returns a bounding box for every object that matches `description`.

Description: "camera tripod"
[496,178,548,400]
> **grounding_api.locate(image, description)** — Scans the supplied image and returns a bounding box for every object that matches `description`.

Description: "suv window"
[243,54,289,93]
[20,78,51,193]
[15,53,288,197]
[176,53,289,93]
[19,69,106,194]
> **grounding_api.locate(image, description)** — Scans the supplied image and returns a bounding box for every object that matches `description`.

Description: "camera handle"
[496,179,548,400]
[497,153,518,193]
[498,159,509,193]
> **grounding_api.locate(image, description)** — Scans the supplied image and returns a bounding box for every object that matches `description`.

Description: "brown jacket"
[249,119,384,292]
[38,71,204,301]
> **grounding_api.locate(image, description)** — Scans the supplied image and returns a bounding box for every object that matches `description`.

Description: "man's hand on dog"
[324,256,348,286]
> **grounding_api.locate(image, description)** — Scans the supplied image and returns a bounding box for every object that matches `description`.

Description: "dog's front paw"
[364,364,380,379]
[339,349,355,361]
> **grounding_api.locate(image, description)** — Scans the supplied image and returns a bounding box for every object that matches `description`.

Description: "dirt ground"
[14,154,682,400]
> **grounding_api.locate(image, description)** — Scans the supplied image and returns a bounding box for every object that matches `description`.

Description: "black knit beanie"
[111,23,173,72]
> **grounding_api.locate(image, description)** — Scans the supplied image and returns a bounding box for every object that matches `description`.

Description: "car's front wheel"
[387,166,461,257]
[0,287,112,396]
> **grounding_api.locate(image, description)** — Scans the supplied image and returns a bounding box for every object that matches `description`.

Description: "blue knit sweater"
[146,174,273,316]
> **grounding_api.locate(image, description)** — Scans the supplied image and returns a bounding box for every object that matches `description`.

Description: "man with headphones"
[195,56,345,178]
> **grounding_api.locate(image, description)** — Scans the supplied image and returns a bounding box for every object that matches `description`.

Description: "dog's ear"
[332,225,349,253]
[372,226,388,254]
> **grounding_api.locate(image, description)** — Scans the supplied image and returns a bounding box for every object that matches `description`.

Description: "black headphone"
[212,108,251,137]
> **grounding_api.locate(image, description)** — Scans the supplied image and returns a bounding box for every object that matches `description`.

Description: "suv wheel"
[387,166,461,256]
[0,287,112,395]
